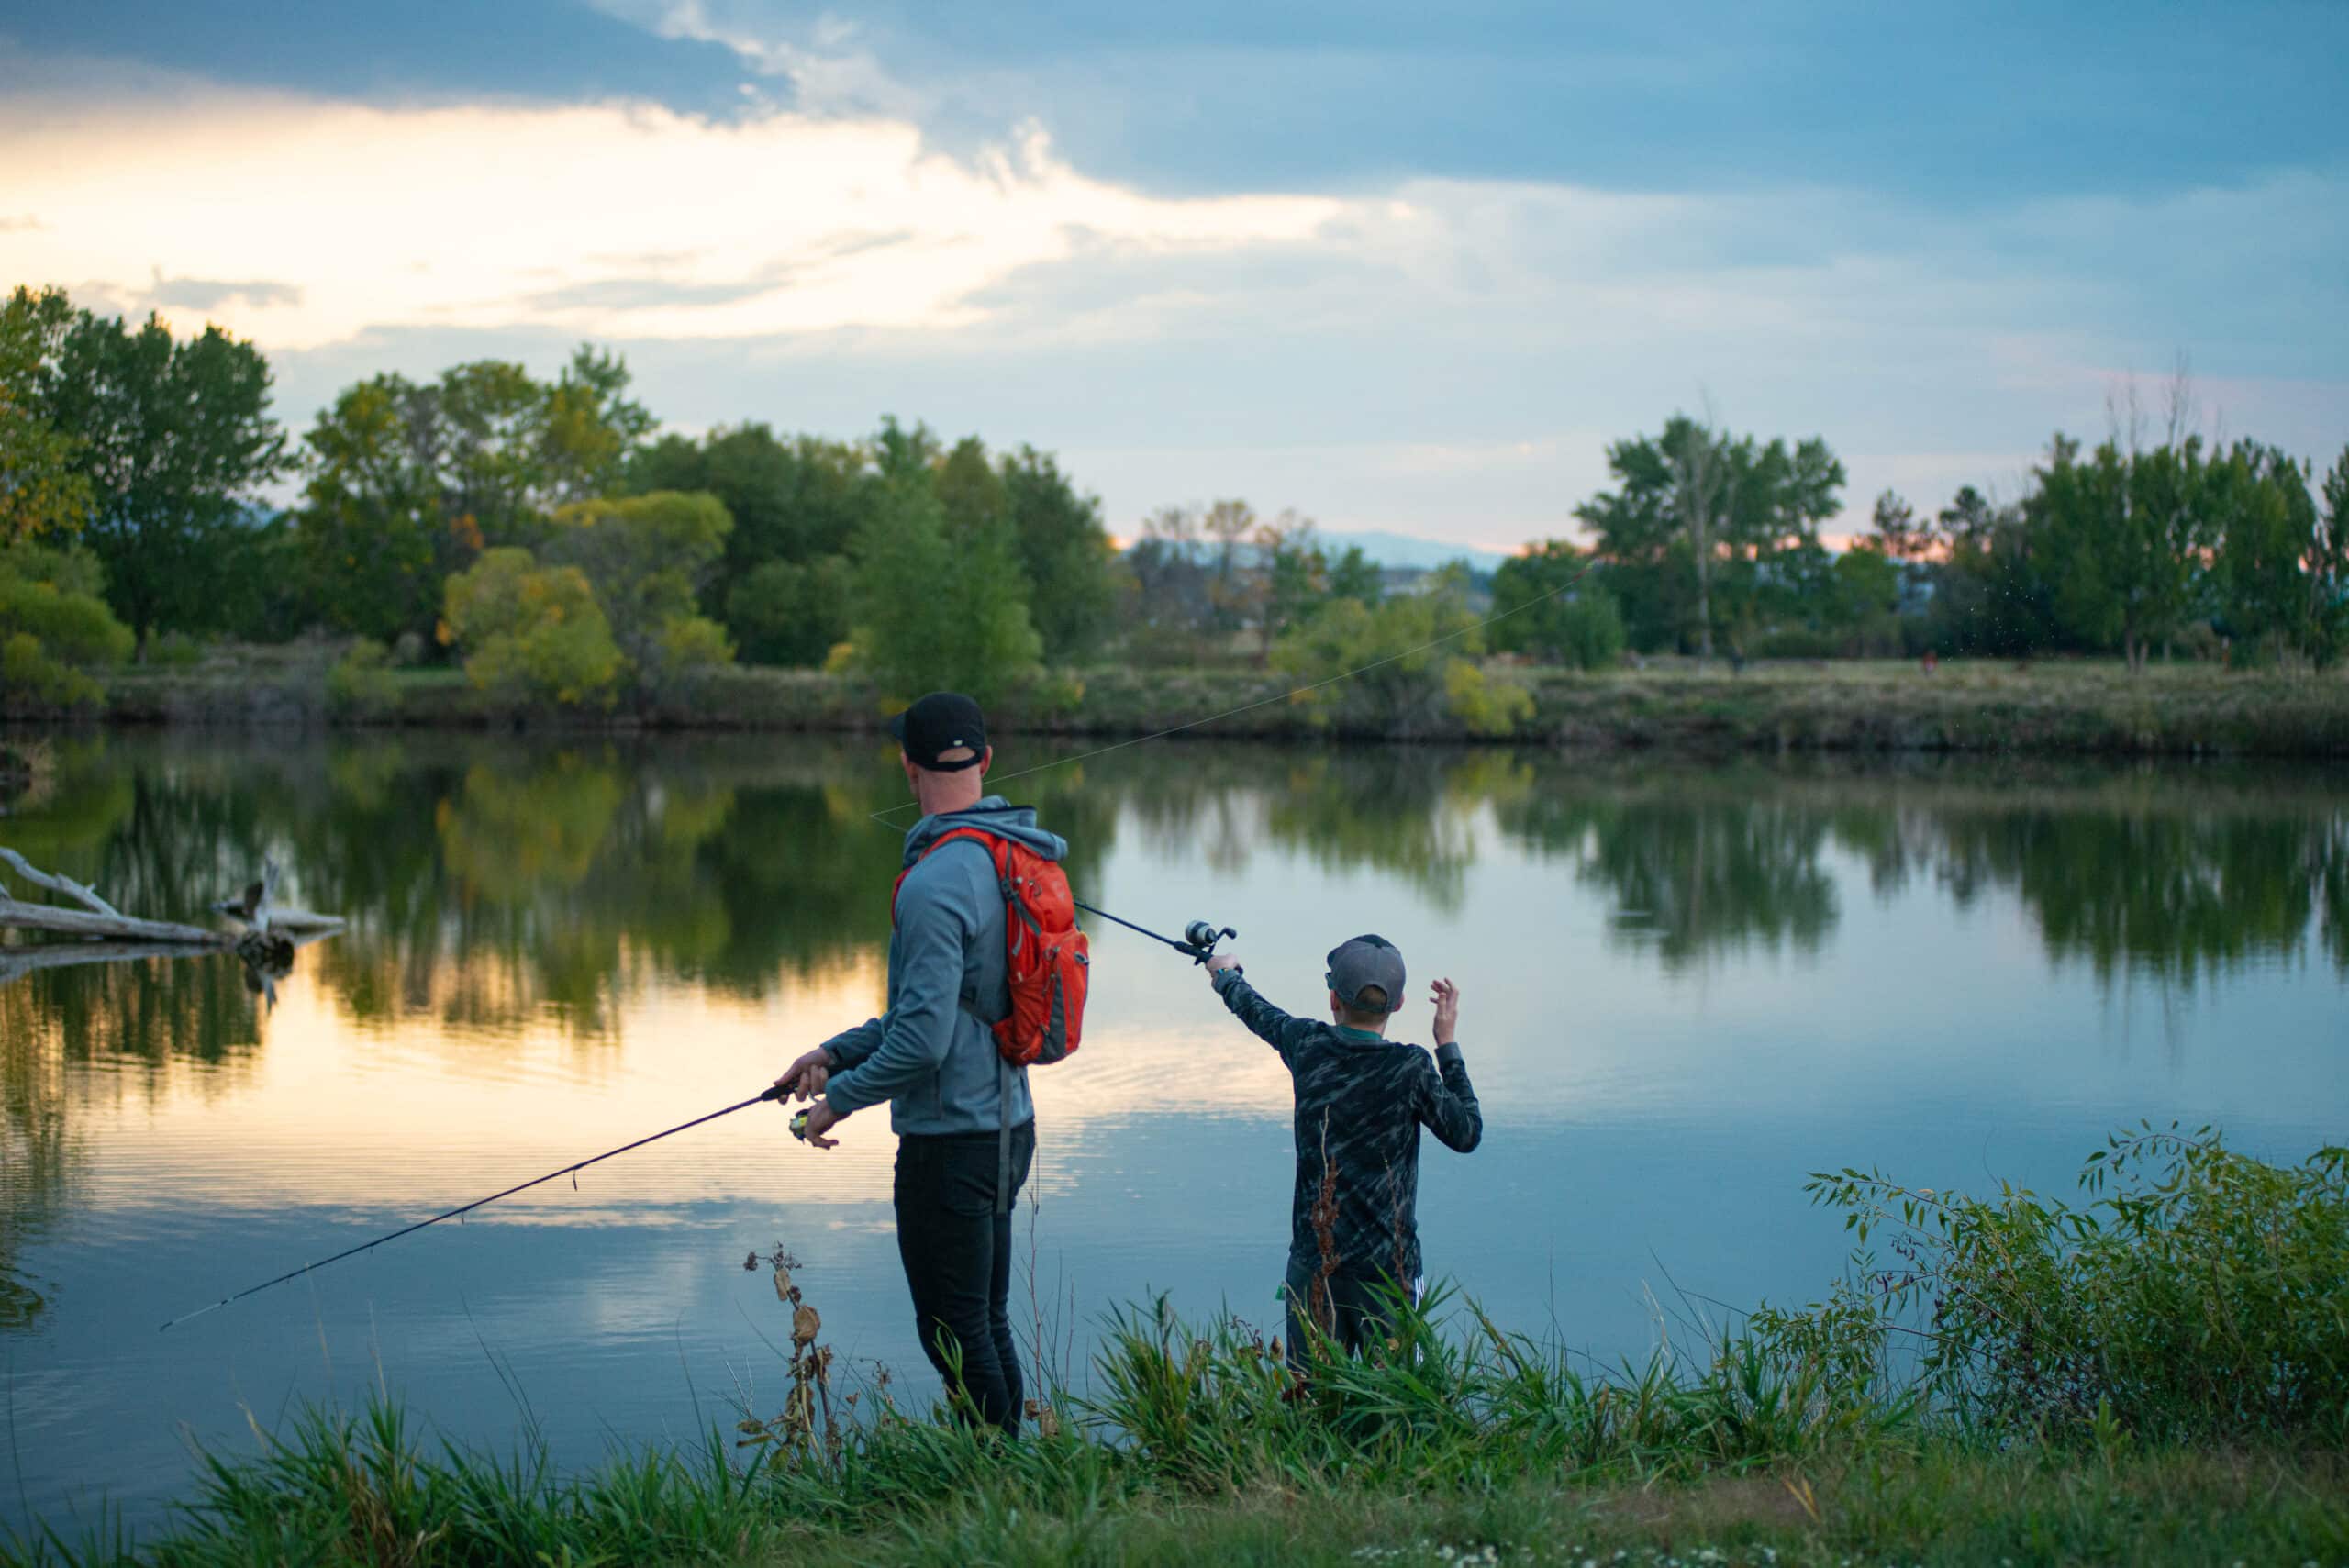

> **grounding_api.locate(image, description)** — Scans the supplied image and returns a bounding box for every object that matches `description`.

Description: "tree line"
[6,284,2346,717]
[1499,404,2349,671]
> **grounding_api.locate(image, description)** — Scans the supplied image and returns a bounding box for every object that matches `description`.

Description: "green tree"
[0,287,93,545]
[540,346,655,506]
[2321,445,2349,666]
[725,555,854,666]
[1490,539,1607,663]
[295,348,654,643]
[442,548,622,707]
[295,375,455,643]
[1931,485,2058,656]
[1577,415,1844,658]
[1865,489,1941,562]
[1328,543,1384,606]
[626,424,879,589]
[1254,511,1328,662]
[2210,441,2339,670]
[999,445,1117,661]
[2032,435,2208,672]
[37,307,290,651]
[543,490,735,695]
[847,474,1041,703]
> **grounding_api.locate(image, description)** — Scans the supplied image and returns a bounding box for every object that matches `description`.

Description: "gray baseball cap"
[1326,934,1406,1014]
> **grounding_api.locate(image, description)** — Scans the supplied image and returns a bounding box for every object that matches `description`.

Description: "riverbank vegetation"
[85,654,2349,758]
[6,285,2346,740]
[8,1129,2344,1565]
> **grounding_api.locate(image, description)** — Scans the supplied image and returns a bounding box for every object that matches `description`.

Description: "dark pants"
[1283,1258,1413,1364]
[893,1120,1036,1434]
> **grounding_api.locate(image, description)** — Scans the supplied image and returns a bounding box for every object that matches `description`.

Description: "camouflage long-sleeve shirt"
[1212,970,1483,1283]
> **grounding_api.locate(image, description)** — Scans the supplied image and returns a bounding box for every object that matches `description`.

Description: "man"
[775,691,1067,1436]
[1200,934,1481,1360]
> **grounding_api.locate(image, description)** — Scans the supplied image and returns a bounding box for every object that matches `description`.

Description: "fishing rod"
[160,1084,794,1332]
[1074,901,1234,965]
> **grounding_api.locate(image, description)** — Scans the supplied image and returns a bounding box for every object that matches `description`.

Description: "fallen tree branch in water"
[0,849,346,990]
[0,846,126,920]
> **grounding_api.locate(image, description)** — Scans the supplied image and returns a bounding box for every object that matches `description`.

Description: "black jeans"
[1283,1258,1413,1364]
[893,1120,1036,1434]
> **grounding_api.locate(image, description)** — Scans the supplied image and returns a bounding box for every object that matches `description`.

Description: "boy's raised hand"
[1204,951,1241,980]
[1429,978,1459,1047]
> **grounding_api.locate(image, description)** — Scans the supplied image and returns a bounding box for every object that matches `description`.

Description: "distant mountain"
[1118,528,1518,574]
[1307,530,1516,573]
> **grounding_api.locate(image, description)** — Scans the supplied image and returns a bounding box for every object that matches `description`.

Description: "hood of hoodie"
[902,795,1068,867]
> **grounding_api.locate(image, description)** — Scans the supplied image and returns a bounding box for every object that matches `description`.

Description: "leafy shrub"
[2,629,99,706]
[646,613,734,700]
[442,548,621,708]
[326,637,401,717]
[1753,1125,2349,1442]
[1274,587,1530,738]
[546,490,737,695]
[148,629,206,667]
[0,549,132,707]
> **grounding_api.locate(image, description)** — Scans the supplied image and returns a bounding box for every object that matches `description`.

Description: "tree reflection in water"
[3,737,2344,1327]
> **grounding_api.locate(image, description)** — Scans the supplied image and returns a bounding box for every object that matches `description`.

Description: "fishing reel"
[788,1108,812,1142]
[1180,919,1238,964]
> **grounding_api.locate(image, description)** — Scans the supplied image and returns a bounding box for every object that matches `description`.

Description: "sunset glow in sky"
[5,3,2345,549]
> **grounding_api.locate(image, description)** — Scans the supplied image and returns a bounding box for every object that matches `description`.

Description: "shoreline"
[29,658,2349,760]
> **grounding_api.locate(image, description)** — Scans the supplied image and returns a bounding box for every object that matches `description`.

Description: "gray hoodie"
[819,797,1070,1137]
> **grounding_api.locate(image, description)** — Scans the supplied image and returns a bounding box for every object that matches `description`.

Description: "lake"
[3,732,2343,1536]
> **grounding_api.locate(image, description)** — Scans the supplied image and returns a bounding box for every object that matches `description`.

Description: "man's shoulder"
[896,836,1000,917]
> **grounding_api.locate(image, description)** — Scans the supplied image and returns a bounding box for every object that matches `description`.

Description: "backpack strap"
[893,827,1015,1027]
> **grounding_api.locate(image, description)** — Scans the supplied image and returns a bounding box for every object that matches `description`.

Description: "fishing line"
[869,559,1599,824]
[160,1086,788,1332]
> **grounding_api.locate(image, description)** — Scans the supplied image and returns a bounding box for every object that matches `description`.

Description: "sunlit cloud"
[5,42,2343,542]
[0,65,1343,352]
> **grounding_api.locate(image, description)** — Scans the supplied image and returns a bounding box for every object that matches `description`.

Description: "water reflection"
[3,737,2346,1332]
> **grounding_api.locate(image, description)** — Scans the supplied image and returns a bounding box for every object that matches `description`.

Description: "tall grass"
[8,1129,2345,1566]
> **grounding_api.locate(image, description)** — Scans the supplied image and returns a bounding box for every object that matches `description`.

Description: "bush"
[2,629,100,706]
[0,549,133,708]
[442,548,622,709]
[148,628,206,667]
[646,613,734,701]
[1274,586,1531,737]
[326,637,401,717]
[546,490,737,696]
[1753,1125,2349,1442]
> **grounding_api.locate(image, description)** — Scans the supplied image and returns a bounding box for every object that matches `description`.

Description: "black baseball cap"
[1326,933,1406,1014]
[889,692,989,772]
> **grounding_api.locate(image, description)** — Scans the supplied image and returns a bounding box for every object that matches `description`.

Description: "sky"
[4,1,2346,551]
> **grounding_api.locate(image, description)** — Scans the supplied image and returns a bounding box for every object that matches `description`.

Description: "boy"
[1202,934,1482,1359]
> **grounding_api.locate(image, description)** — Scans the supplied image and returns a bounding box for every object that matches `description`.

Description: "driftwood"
[0,847,126,920]
[0,849,345,995]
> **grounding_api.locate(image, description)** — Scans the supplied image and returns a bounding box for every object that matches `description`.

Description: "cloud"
[0,0,760,119]
[148,274,304,311]
[0,71,1342,351]
[5,48,2343,549]
[0,215,45,233]
[605,0,2349,206]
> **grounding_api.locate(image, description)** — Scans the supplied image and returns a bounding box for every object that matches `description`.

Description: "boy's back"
[1205,936,1480,1351]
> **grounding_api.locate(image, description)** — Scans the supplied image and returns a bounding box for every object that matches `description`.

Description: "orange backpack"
[892,828,1089,1067]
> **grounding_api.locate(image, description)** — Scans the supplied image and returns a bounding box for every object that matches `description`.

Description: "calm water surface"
[3,734,2344,1535]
